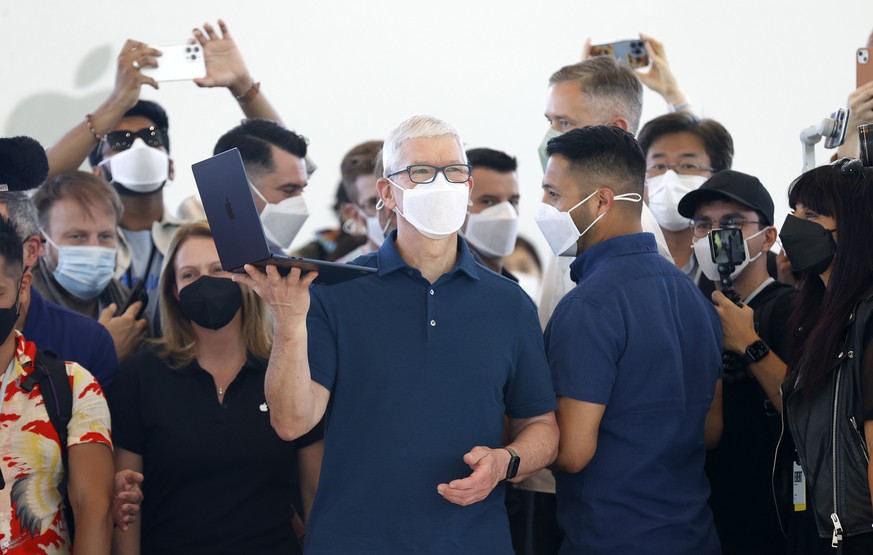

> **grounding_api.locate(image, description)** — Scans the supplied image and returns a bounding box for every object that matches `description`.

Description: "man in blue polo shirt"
[536,126,723,554]
[238,114,558,554]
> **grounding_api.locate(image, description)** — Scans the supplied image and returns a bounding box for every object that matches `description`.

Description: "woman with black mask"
[775,159,873,553]
[109,221,323,555]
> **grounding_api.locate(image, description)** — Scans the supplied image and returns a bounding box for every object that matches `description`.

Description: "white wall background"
[2,0,871,259]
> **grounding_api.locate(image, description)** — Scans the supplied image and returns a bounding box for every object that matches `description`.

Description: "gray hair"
[0,191,40,240]
[382,115,466,176]
[549,56,644,134]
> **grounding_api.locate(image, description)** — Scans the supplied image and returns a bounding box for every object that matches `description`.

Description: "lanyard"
[0,359,15,418]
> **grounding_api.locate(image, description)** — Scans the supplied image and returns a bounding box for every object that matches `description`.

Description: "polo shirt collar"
[376,230,480,281]
[178,353,267,376]
[569,232,657,284]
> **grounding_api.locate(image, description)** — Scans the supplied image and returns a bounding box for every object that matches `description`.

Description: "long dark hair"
[787,160,873,390]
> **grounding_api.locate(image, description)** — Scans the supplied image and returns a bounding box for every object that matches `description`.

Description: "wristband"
[671,98,692,112]
[84,114,104,141]
[235,81,261,105]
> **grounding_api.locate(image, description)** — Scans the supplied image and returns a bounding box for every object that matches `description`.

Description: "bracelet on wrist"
[235,80,261,105]
[84,114,104,141]
[671,98,692,112]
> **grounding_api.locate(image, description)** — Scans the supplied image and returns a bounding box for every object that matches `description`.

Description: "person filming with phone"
[678,170,794,554]
[713,159,873,553]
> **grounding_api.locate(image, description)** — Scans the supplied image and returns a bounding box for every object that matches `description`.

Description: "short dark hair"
[340,140,383,203]
[466,148,518,173]
[546,125,646,202]
[549,57,644,134]
[214,118,308,177]
[637,112,734,172]
[89,100,170,167]
[33,171,124,235]
[0,215,24,282]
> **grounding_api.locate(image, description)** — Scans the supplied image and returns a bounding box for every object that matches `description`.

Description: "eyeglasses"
[386,164,472,184]
[104,127,168,152]
[646,162,715,177]
[690,216,760,238]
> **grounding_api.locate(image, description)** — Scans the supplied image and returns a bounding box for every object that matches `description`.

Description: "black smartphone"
[122,279,148,320]
[709,228,746,265]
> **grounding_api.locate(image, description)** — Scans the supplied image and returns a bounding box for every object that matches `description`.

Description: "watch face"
[745,340,769,363]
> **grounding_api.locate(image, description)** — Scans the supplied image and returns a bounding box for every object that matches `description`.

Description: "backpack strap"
[34,350,75,541]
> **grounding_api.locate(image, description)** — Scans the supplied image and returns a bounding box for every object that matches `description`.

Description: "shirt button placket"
[427,288,436,339]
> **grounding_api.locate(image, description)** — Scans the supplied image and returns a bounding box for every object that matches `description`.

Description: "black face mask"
[779,214,837,275]
[178,275,243,330]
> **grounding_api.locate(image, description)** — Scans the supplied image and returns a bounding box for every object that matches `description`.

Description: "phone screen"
[709,228,746,265]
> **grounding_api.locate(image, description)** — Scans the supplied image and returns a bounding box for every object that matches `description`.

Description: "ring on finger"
[132,59,141,70]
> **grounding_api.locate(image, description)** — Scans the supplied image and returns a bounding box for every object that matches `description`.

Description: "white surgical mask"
[692,227,768,282]
[391,174,469,240]
[646,171,708,231]
[363,206,392,248]
[538,128,564,172]
[43,233,116,300]
[250,184,309,249]
[463,201,519,258]
[534,190,642,257]
[100,138,169,194]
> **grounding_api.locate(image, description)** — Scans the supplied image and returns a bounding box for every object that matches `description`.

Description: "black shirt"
[705,280,796,553]
[110,348,323,555]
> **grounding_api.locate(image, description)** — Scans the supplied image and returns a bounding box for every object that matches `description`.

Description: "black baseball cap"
[678,170,774,226]
[0,136,49,192]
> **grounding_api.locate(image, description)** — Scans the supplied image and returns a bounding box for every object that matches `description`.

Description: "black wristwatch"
[743,339,770,365]
[503,447,521,481]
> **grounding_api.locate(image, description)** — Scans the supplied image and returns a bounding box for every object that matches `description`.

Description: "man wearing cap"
[678,170,795,554]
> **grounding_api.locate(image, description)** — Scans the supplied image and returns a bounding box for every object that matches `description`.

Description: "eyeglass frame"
[646,162,716,177]
[386,163,473,184]
[103,126,169,152]
[689,214,762,238]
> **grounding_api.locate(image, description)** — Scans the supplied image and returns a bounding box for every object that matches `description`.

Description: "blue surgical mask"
[43,232,116,300]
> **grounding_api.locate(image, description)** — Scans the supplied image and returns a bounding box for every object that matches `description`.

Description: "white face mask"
[534,190,642,257]
[463,201,519,258]
[692,227,768,282]
[646,171,708,231]
[100,138,169,194]
[361,205,392,248]
[43,233,116,300]
[390,174,469,240]
[250,184,309,249]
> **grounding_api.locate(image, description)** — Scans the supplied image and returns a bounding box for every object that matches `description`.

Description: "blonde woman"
[109,221,322,555]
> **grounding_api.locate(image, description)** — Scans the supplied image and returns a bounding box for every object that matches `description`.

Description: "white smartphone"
[140,44,206,82]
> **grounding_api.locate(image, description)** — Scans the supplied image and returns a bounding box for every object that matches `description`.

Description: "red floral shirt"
[0,332,111,554]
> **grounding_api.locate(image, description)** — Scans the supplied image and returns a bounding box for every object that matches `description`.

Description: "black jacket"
[782,291,873,545]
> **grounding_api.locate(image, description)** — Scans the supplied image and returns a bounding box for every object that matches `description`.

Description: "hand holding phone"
[122,280,149,320]
[709,228,745,306]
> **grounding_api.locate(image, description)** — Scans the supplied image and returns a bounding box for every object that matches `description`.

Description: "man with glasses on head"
[636,112,735,274]
[240,114,558,554]
[45,20,288,335]
[678,171,794,554]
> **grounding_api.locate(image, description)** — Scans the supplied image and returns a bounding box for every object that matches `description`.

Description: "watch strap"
[503,447,520,481]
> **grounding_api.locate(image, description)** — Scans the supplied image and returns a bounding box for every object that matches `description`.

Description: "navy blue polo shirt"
[22,287,119,388]
[305,231,556,554]
[545,233,722,555]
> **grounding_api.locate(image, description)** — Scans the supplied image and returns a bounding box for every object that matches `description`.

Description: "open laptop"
[192,148,376,285]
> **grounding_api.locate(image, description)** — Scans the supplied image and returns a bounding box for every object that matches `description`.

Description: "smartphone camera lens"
[186,46,191,53]
[194,46,200,52]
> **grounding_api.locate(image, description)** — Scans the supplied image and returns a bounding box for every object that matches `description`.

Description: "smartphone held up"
[591,38,649,69]
[140,43,206,82]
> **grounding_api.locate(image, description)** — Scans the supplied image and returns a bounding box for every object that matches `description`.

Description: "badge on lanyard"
[793,461,807,512]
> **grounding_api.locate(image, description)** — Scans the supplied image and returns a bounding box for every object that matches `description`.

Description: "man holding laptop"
[228,114,558,553]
